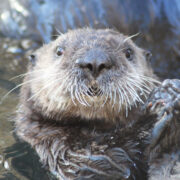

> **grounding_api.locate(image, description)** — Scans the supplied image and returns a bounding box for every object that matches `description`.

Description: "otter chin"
[15,28,160,180]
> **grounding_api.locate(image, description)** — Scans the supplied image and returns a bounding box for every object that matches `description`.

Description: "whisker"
[47,73,74,110]
[126,77,150,95]
[74,86,81,105]
[123,32,140,43]
[117,84,126,111]
[112,84,117,107]
[73,77,88,106]
[77,80,90,106]
[27,76,66,101]
[9,68,48,81]
[101,84,109,107]
[80,82,93,99]
[1,71,66,104]
[80,92,91,107]
[128,81,149,101]
[126,81,144,104]
[47,71,75,98]
[55,27,63,35]
[117,87,123,111]
[120,84,131,117]
[76,87,87,106]
[114,46,126,53]
[70,84,77,106]
[109,85,113,105]
[138,75,161,85]
[9,61,61,81]
[129,74,158,93]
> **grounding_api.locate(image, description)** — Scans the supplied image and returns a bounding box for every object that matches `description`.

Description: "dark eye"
[29,54,36,65]
[56,46,64,56]
[125,48,133,60]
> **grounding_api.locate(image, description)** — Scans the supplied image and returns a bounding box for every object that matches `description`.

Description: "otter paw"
[145,79,180,152]
[66,148,132,180]
[58,146,144,180]
[146,79,180,117]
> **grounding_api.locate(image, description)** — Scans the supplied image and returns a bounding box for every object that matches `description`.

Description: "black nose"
[76,49,112,77]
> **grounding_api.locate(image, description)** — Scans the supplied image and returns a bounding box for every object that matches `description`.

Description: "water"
[0,0,179,179]
[0,38,52,179]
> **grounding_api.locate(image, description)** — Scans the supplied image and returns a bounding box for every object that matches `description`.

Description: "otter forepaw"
[145,79,180,154]
[146,79,180,117]
[65,147,134,180]
[52,144,145,180]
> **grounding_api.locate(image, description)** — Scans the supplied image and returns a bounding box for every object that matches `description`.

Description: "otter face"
[27,28,158,122]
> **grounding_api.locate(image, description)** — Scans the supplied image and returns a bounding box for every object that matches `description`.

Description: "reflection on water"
[0,0,179,179]
[1,141,56,180]
[0,38,49,179]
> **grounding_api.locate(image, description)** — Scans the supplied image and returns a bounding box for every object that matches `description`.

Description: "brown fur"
[15,28,164,180]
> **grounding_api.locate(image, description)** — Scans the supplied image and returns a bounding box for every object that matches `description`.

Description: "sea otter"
[15,28,180,180]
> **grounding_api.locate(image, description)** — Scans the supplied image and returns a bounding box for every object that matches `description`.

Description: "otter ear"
[28,54,36,65]
[143,50,152,62]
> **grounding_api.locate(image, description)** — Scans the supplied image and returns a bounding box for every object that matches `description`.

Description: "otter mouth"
[87,86,102,96]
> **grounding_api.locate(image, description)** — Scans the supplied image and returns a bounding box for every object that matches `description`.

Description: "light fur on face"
[22,28,159,122]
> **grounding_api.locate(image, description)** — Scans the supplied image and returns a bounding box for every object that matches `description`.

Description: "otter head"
[27,28,158,122]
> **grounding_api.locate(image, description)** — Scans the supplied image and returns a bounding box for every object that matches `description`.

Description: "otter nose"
[76,59,111,77]
[76,49,112,77]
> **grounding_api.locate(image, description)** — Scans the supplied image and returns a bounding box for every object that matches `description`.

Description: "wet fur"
[145,79,180,180]
[14,28,180,179]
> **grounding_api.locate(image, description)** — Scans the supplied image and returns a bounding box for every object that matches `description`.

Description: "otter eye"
[125,48,133,61]
[29,54,36,65]
[56,46,64,56]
